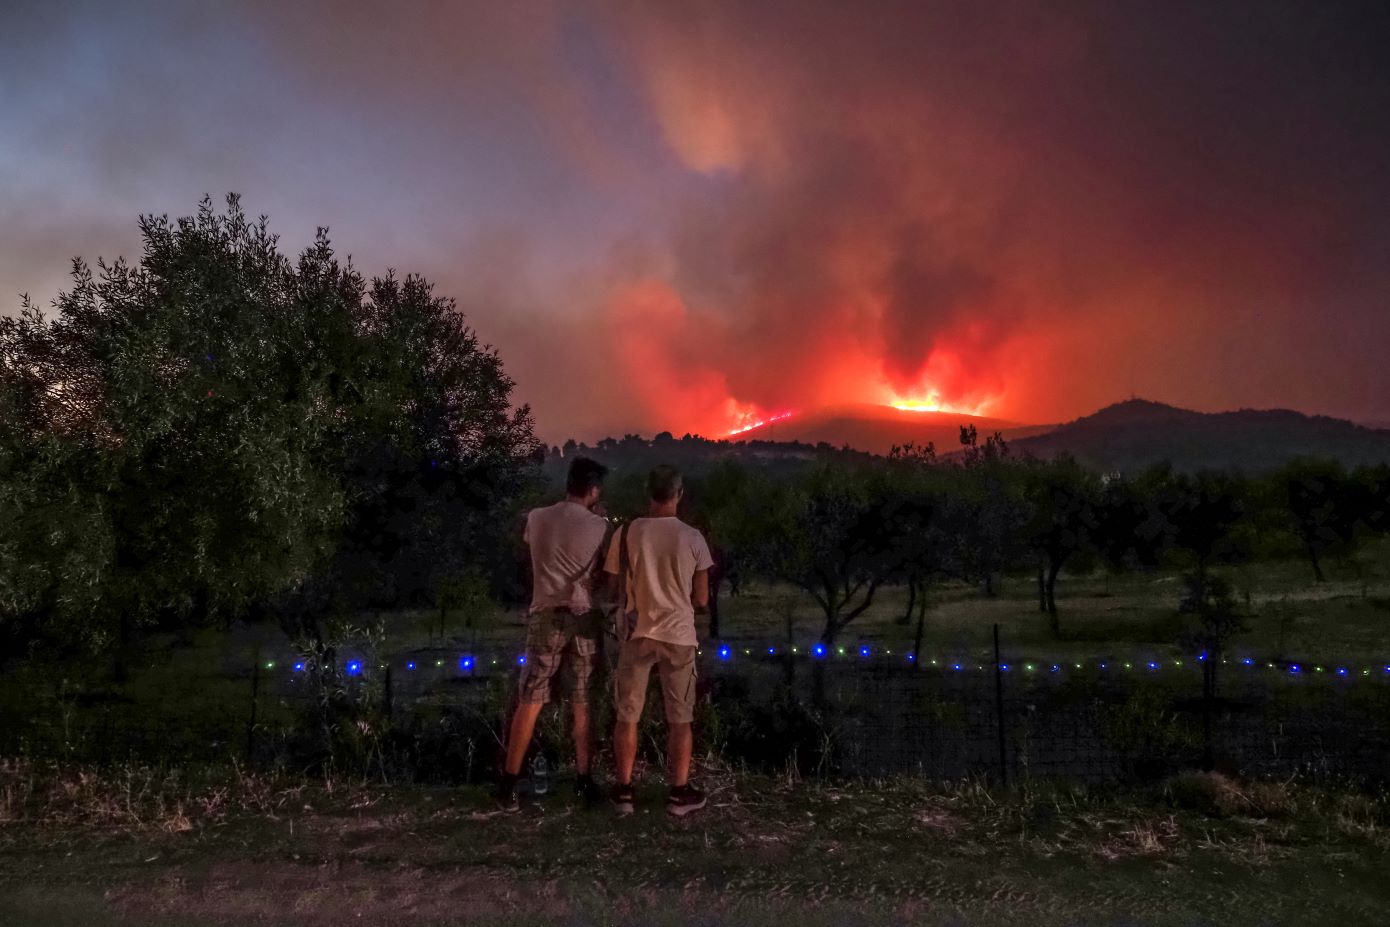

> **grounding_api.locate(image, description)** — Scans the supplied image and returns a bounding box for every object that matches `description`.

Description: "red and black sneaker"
[495,773,520,814]
[575,773,603,807]
[666,783,706,817]
[610,781,635,816]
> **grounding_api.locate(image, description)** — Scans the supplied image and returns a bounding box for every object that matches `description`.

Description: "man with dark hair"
[604,464,713,817]
[496,456,610,812]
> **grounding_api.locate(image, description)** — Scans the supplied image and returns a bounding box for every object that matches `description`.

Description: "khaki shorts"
[517,607,601,705]
[614,637,698,724]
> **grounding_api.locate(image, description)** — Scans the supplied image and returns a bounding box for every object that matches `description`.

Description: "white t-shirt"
[525,500,609,614]
[603,516,713,647]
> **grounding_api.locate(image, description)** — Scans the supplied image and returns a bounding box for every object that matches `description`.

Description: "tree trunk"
[1306,541,1325,583]
[708,573,721,640]
[1037,565,1047,612]
[983,572,996,597]
[898,578,916,625]
[1045,560,1062,638]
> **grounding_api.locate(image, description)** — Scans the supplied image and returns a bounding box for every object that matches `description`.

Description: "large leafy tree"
[0,196,538,657]
[1278,459,1360,582]
[1023,456,1101,636]
[719,463,901,647]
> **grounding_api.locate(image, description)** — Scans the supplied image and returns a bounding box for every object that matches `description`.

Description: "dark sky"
[3,1,1388,440]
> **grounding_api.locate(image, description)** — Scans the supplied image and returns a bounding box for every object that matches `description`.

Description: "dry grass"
[3,760,1390,926]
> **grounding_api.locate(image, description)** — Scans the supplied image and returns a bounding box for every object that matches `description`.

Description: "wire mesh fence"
[4,633,1389,785]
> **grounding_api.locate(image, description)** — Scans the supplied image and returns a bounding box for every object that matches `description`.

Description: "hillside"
[1011,399,1390,472]
[729,403,1052,455]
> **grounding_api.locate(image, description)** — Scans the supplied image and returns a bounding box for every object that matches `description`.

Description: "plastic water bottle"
[530,753,549,796]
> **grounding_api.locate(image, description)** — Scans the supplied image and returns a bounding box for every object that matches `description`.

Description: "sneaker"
[666,783,706,818]
[495,773,520,814]
[610,782,635,816]
[575,774,603,806]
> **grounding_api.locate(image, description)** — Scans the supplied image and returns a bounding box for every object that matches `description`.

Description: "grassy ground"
[2,760,1388,926]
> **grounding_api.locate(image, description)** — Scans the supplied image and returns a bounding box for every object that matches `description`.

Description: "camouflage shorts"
[517,607,602,705]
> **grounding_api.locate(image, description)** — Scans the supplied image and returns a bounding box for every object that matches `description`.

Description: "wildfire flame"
[725,409,796,437]
[888,385,994,417]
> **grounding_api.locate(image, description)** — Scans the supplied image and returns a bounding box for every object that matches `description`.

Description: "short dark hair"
[647,464,683,503]
[566,457,608,497]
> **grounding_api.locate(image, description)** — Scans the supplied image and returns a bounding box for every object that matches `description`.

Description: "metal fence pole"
[245,652,260,768]
[993,623,1007,788]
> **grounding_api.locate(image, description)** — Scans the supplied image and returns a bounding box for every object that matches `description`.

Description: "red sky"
[3,1,1389,441]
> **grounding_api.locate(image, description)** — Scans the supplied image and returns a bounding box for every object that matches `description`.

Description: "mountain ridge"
[721,398,1390,471]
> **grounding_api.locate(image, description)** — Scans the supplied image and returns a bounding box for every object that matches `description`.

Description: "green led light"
[838,647,846,655]
[1025,663,1034,672]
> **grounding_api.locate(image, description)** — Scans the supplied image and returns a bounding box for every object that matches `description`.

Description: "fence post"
[245,651,261,768]
[993,623,1008,788]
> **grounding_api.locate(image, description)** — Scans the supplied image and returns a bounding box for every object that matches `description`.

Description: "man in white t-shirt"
[603,464,713,817]
[496,457,611,813]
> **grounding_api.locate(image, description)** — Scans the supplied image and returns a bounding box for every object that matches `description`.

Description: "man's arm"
[691,568,710,611]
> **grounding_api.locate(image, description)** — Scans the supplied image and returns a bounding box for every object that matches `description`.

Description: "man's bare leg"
[667,721,693,788]
[614,720,639,785]
[571,702,592,775]
[503,702,544,776]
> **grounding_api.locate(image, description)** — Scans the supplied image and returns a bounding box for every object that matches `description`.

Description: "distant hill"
[730,403,1052,455]
[1011,399,1390,472]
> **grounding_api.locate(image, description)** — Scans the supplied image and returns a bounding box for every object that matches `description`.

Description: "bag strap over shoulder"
[615,520,635,640]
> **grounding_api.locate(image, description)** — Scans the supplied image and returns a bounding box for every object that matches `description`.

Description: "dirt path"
[3,771,1388,926]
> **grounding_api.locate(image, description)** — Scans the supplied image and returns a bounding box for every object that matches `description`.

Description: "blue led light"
[859,646,871,658]
[907,653,915,662]
[406,661,416,671]
[1000,663,1011,672]
[952,663,962,671]
[811,643,827,659]
[718,645,732,661]
[1051,664,1059,672]
[1337,667,1348,676]
[1290,664,1301,674]
[1197,652,1207,662]
[1242,658,1253,665]
[517,654,527,666]
[345,660,362,676]
[459,656,474,671]
[1100,663,1108,670]
[767,647,776,655]
[292,662,305,672]
[1148,662,1158,670]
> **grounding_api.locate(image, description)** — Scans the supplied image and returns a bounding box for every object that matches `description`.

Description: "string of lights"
[260,644,1390,682]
